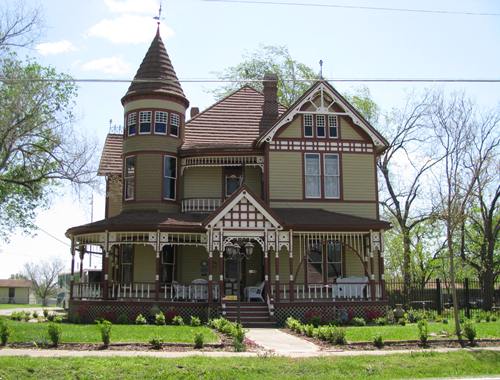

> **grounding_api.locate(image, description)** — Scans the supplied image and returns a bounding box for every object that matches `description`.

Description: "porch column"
[70,238,75,300]
[208,250,213,303]
[274,249,280,302]
[264,248,271,300]
[102,249,109,300]
[369,245,376,301]
[379,230,386,300]
[79,246,84,280]
[218,249,224,299]
[155,248,161,300]
[289,245,294,302]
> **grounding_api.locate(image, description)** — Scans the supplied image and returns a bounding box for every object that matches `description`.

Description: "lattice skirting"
[69,300,221,323]
[273,302,388,326]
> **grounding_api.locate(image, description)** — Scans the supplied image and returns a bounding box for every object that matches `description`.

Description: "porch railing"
[270,282,383,301]
[181,198,221,213]
[72,282,102,299]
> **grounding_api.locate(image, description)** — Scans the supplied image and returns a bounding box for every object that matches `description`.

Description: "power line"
[35,225,71,248]
[201,0,500,17]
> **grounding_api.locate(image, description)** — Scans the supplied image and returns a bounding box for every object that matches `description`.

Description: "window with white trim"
[303,114,313,137]
[163,156,177,200]
[154,111,168,134]
[120,245,133,283]
[139,111,152,134]
[124,156,135,200]
[160,245,176,283]
[324,154,340,198]
[127,113,137,136]
[328,115,338,138]
[305,153,321,198]
[316,115,326,138]
[170,113,180,137]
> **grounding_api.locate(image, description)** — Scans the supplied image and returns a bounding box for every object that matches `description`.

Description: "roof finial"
[319,59,324,80]
[154,1,163,29]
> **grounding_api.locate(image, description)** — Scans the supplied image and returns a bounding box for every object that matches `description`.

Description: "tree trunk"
[447,227,461,340]
[402,229,412,307]
[482,270,494,311]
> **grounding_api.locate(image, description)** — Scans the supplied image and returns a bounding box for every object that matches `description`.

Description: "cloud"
[87,14,174,44]
[104,0,159,14]
[80,57,131,75]
[36,40,77,56]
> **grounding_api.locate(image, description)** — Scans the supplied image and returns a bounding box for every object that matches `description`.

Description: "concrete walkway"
[246,328,320,355]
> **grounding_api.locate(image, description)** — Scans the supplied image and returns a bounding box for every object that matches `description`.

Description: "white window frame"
[170,113,180,137]
[139,111,152,134]
[324,153,340,199]
[124,156,135,201]
[163,155,177,200]
[154,111,168,135]
[303,114,313,138]
[304,153,321,199]
[127,112,137,136]
[328,115,338,139]
[316,115,326,138]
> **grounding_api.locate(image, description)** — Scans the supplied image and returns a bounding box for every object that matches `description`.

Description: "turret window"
[124,156,135,201]
[163,155,177,200]
[127,113,137,136]
[154,111,168,134]
[170,114,180,137]
[139,111,152,134]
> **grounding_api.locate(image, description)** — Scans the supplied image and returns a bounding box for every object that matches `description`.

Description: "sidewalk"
[246,328,320,355]
[0,307,61,316]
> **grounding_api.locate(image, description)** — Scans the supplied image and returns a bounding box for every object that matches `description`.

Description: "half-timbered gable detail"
[66,27,391,326]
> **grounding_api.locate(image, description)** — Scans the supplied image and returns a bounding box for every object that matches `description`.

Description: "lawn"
[0,351,498,379]
[0,318,218,344]
[0,304,42,310]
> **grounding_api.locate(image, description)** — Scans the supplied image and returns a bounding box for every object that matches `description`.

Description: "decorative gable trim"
[257,81,388,150]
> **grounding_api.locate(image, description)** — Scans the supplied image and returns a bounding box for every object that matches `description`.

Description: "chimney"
[260,73,279,132]
[190,107,200,119]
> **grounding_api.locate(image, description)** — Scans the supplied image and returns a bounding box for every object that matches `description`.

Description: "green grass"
[344,320,500,342]
[0,304,42,310]
[0,351,499,379]
[0,318,218,344]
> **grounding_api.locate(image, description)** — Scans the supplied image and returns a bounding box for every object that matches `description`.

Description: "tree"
[0,1,42,53]
[23,258,65,306]
[210,45,318,106]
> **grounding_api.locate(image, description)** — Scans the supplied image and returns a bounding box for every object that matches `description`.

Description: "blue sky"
[0,0,499,277]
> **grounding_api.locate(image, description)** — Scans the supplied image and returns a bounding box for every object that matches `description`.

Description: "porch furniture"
[191,278,208,301]
[333,276,368,299]
[244,281,265,302]
[172,281,189,300]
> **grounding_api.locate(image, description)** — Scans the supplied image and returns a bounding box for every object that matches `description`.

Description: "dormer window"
[304,114,313,137]
[328,115,338,138]
[154,111,168,134]
[170,113,180,137]
[316,115,326,138]
[139,111,152,134]
[127,113,137,136]
[225,167,243,197]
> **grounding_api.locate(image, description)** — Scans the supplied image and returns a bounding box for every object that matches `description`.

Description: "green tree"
[210,45,318,106]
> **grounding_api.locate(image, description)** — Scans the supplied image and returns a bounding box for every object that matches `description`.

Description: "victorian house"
[66,27,390,326]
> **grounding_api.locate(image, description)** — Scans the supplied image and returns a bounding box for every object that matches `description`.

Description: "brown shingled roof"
[98,134,123,176]
[0,279,32,288]
[122,28,187,105]
[182,86,287,150]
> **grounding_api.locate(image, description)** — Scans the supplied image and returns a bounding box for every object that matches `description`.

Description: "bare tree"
[23,258,65,306]
[0,1,42,52]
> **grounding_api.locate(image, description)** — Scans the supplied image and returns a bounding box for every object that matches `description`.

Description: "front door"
[223,244,263,300]
[8,288,15,303]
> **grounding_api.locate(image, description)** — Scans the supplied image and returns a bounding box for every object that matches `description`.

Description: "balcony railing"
[181,198,222,213]
[270,281,384,301]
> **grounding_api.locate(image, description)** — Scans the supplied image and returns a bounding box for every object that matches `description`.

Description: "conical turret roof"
[122,27,188,106]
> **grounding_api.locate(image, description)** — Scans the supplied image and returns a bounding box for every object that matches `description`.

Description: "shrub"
[285,317,302,332]
[98,320,112,347]
[303,324,315,337]
[398,317,407,326]
[47,323,62,347]
[172,315,184,326]
[155,312,166,326]
[374,317,387,326]
[417,319,429,346]
[53,316,63,323]
[304,310,322,327]
[43,309,49,318]
[0,320,11,346]
[164,310,178,324]
[316,326,331,341]
[149,335,163,350]
[117,313,129,325]
[442,318,449,324]
[23,312,31,322]
[365,310,383,322]
[463,320,476,345]
[47,313,55,322]
[135,314,147,325]
[32,311,39,319]
[190,316,201,327]
[330,326,347,345]
[194,332,204,349]
[491,315,497,322]
[373,333,384,348]
[350,317,366,326]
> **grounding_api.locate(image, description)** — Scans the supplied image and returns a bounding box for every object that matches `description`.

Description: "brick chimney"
[190,107,200,119]
[260,73,279,132]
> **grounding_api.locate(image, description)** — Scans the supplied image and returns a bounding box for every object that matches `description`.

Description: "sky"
[0,0,499,278]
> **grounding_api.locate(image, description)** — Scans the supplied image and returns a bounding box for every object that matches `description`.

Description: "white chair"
[333,276,368,299]
[172,281,188,300]
[191,278,208,301]
[244,281,265,302]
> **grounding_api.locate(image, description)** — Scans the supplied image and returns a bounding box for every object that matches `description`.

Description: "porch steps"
[223,302,275,328]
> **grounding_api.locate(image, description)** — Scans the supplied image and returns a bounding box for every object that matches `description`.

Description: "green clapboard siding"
[269,152,303,200]
[124,136,180,154]
[124,99,186,114]
[183,167,222,199]
[278,116,302,138]
[244,166,262,197]
[122,202,179,213]
[270,201,377,219]
[340,116,364,140]
[136,154,162,200]
[176,246,208,283]
[342,153,376,201]
[133,245,155,283]
[345,246,365,277]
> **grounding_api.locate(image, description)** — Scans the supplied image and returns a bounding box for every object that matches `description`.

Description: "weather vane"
[153,1,163,25]
[319,59,324,80]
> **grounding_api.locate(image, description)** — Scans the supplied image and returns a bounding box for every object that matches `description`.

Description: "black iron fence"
[385,278,500,318]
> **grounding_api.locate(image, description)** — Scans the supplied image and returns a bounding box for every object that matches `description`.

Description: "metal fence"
[385,278,500,318]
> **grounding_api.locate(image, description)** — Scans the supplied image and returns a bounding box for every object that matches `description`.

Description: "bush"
[491,315,497,322]
[303,324,315,337]
[463,320,476,345]
[442,318,449,324]
[304,310,322,327]
[47,313,55,322]
[155,312,166,326]
[32,311,39,319]
[285,317,302,333]
[53,316,63,323]
[47,323,62,347]
[373,333,384,348]
[194,332,204,349]
[330,326,347,345]
[398,317,408,326]
[43,309,49,318]
[350,317,366,326]
[98,320,112,347]
[23,312,31,322]
[209,317,245,351]
[0,320,11,346]
[374,317,387,326]
[135,314,147,325]
[190,316,201,327]
[149,335,163,350]
[117,313,129,325]
[172,315,184,326]
[417,319,429,346]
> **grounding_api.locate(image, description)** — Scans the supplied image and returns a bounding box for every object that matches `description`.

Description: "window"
[161,246,176,283]
[120,245,133,283]
[316,115,326,138]
[307,240,323,283]
[154,111,168,134]
[170,113,180,137]
[124,156,135,200]
[304,114,313,137]
[327,241,342,280]
[139,111,152,134]
[163,156,177,200]
[305,154,321,198]
[324,154,340,199]
[328,115,338,138]
[127,113,137,136]
[225,167,243,197]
